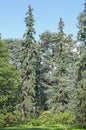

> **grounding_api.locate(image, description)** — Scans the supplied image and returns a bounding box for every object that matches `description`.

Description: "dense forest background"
[0,1,86,128]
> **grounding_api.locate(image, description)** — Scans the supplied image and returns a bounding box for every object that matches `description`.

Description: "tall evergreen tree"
[33,44,48,116]
[20,5,37,120]
[39,31,56,112]
[47,18,74,112]
[74,1,86,126]
[20,5,49,119]
[16,4,51,120]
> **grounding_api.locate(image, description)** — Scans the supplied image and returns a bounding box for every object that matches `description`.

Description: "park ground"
[0,124,86,130]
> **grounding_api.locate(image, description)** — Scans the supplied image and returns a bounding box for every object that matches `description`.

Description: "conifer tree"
[33,45,48,116]
[39,31,56,112]
[75,1,86,126]
[20,5,39,119]
[47,18,74,112]
[20,5,49,119]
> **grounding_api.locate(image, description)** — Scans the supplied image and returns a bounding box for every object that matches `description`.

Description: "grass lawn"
[0,124,86,130]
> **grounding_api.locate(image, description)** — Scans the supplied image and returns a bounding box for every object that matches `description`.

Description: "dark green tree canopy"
[0,41,21,112]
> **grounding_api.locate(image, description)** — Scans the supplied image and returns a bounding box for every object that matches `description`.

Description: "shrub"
[26,111,75,126]
[13,110,22,125]
[4,113,15,126]
[31,119,42,126]
[38,111,57,126]
[3,111,22,126]
[38,111,75,126]
[0,114,6,127]
[53,111,75,124]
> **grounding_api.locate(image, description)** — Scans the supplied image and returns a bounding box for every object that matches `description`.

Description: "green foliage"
[0,41,21,113]
[0,1,86,128]
[20,4,38,120]
[0,41,8,59]
[27,119,42,126]
[24,5,35,41]
[46,19,75,113]
[4,111,22,127]
[0,111,22,127]
[4,113,16,126]
[74,1,86,127]
[0,58,21,111]
[4,39,23,69]
[26,111,75,126]
[0,114,5,127]
[54,111,75,124]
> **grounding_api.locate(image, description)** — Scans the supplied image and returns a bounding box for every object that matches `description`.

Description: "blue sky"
[0,0,84,40]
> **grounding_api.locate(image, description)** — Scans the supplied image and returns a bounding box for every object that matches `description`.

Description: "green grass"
[0,126,63,130]
[0,127,61,130]
[0,124,86,130]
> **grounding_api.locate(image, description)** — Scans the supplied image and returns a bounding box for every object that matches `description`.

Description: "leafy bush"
[0,114,6,127]
[38,111,56,126]
[54,111,75,124]
[30,119,42,126]
[4,113,16,126]
[13,110,22,125]
[35,111,75,126]
[3,111,22,126]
